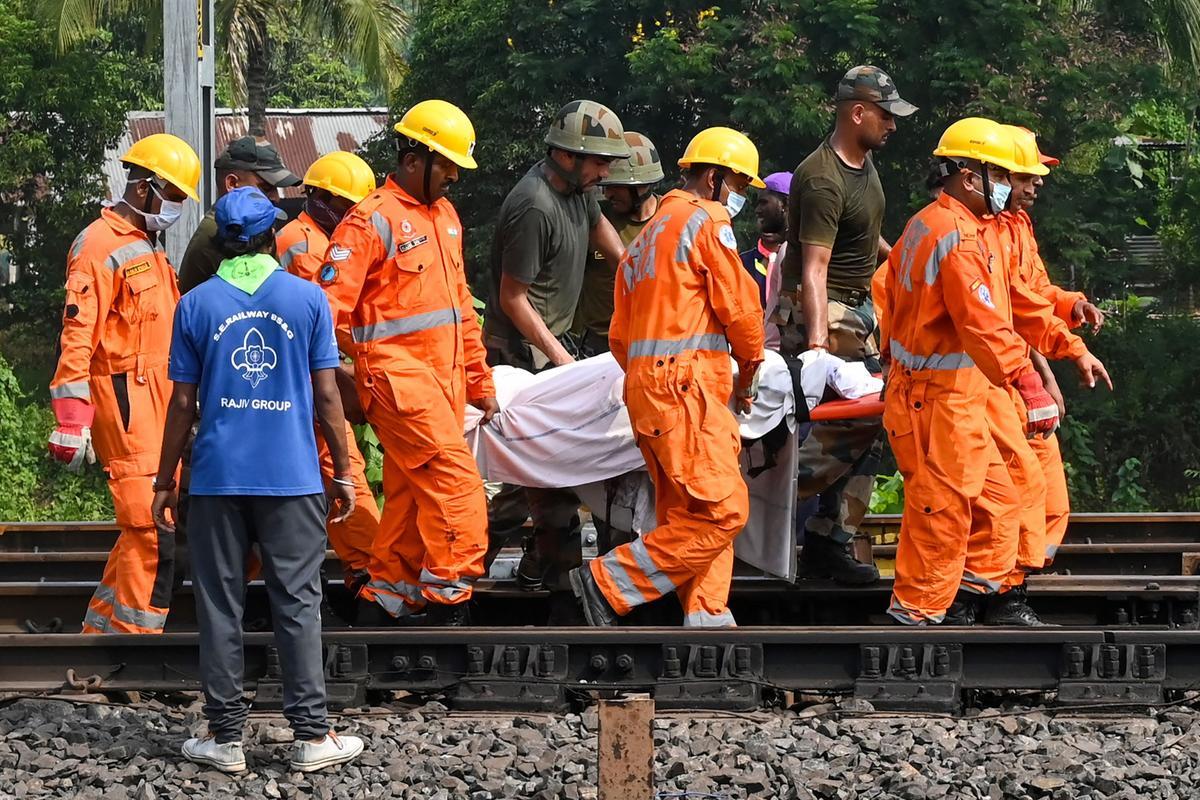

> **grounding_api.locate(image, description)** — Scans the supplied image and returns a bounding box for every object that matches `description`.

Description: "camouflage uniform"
[483,101,631,596]
[783,65,915,550]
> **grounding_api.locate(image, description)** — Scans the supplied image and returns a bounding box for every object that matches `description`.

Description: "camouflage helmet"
[600,132,664,186]
[545,100,632,159]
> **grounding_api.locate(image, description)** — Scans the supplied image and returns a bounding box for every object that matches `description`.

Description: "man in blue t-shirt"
[151,187,365,774]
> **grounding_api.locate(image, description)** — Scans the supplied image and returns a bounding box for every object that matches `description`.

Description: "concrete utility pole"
[163,0,216,266]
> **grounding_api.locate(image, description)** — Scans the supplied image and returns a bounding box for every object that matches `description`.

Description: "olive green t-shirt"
[484,161,602,343]
[786,138,885,293]
[571,206,651,338]
[177,211,222,295]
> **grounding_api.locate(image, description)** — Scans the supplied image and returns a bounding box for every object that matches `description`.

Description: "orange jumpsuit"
[590,190,764,627]
[1004,210,1087,565]
[320,178,493,617]
[52,208,178,633]
[276,212,381,580]
[881,193,1038,624]
[984,214,1087,586]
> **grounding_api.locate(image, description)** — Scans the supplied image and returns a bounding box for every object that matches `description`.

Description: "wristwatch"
[152,477,177,492]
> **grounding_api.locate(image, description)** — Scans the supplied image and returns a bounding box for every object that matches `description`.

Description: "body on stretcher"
[465,351,883,581]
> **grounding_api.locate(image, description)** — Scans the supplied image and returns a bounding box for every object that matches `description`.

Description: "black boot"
[798,535,880,585]
[354,596,394,627]
[984,585,1049,626]
[942,590,983,626]
[424,602,470,627]
[568,566,618,627]
[515,534,549,591]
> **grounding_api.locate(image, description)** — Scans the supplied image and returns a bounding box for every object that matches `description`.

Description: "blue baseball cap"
[214,186,286,243]
[763,171,791,196]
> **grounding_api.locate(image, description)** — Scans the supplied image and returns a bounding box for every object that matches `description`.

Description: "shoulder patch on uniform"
[328,245,351,262]
[448,226,460,237]
[319,264,338,285]
[975,282,995,309]
[717,224,738,250]
[124,260,152,277]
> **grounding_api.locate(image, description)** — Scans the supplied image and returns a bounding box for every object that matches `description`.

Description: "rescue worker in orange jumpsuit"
[320,100,497,627]
[276,151,381,589]
[49,134,201,633]
[979,126,1111,623]
[880,118,1106,625]
[571,127,765,627]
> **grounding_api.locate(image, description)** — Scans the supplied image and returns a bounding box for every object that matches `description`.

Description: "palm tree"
[1068,0,1200,76]
[34,0,410,136]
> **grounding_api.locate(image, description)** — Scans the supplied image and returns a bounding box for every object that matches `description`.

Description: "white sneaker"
[290,731,365,772]
[181,734,247,773]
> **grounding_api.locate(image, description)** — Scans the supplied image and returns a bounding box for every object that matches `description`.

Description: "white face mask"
[970,172,1012,214]
[129,181,185,231]
[725,190,747,218]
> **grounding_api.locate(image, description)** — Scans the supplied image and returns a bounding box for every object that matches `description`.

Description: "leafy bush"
[0,355,111,521]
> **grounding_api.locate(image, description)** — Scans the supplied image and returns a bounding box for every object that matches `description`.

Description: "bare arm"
[799,243,834,350]
[877,235,892,264]
[151,382,199,533]
[313,367,355,523]
[499,273,574,367]
[590,215,625,269]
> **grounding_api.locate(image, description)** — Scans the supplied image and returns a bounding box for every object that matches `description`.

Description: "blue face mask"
[972,172,1012,214]
[725,190,747,218]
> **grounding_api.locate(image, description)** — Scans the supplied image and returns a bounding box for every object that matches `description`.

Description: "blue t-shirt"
[169,269,340,495]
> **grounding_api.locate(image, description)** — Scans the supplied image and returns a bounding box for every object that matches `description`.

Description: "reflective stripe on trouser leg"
[591,437,749,618]
[963,435,1021,596]
[679,543,737,627]
[83,473,173,634]
[985,386,1048,586]
[1031,432,1070,565]
[360,579,424,618]
[363,372,487,609]
[419,568,473,604]
[360,452,426,618]
[886,378,994,622]
[316,419,380,575]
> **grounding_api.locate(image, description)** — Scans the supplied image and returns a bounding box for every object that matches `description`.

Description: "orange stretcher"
[807,393,884,421]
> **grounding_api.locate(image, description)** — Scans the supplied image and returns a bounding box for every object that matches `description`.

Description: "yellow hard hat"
[121,133,201,202]
[932,117,1023,175]
[1002,125,1051,176]
[303,151,377,204]
[394,99,478,169]
[678,127,766,189]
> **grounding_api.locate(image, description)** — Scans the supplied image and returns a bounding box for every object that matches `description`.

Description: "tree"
[33,0,409,135]
[0,0,157,343]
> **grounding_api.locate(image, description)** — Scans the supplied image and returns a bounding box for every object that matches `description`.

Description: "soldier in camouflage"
[482,100,631,608]
[780,65,917,585]
[569,131,665,359]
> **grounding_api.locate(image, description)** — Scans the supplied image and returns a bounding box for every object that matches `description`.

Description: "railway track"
[2,514,1199,711]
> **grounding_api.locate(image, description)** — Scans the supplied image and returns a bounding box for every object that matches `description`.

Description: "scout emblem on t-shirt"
[230,327,278,388]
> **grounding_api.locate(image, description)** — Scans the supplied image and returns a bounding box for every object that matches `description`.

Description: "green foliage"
[0,355,112,521]
[1055,309,1200,511]
[1111,457,1152,511]
[215,16,383,109]
[869,470,905,514]
[356,424,384,508]
[0,0,157,339]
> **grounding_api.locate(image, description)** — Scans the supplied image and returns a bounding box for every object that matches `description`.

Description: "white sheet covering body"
[463,352,808,580]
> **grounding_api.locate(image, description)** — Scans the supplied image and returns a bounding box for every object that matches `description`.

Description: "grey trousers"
[188,494,330,743]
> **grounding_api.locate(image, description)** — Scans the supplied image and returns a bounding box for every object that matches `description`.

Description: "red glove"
[1013,370,1059,439]
[48,397,96,473]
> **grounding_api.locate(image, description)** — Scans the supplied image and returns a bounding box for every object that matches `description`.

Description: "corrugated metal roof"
[104,108,390,200]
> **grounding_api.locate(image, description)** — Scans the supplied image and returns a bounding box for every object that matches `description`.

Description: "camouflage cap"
[600,132,664,186]
[835,65,917,117]
[545,100,632,159]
